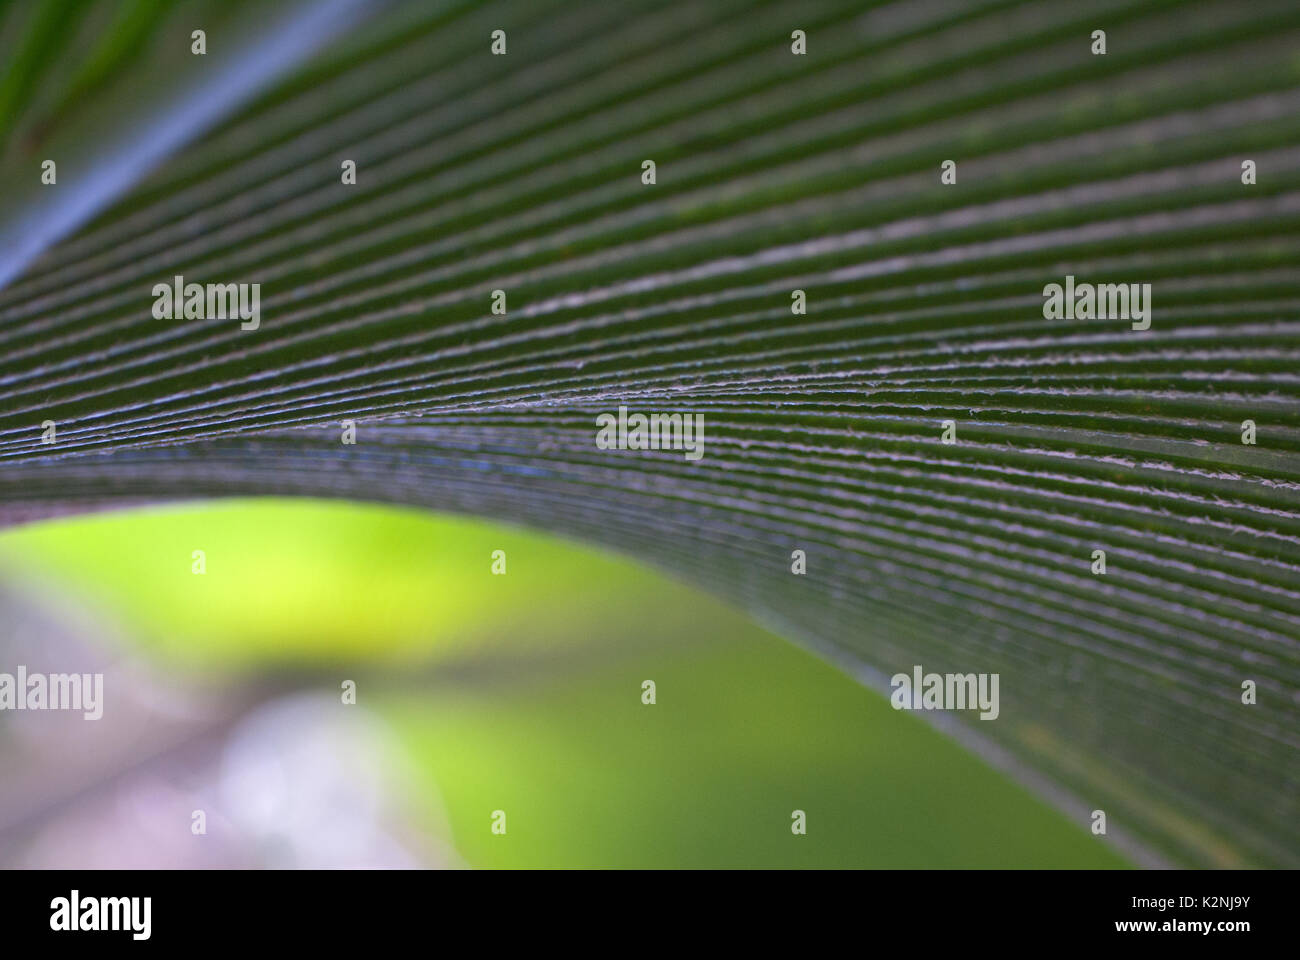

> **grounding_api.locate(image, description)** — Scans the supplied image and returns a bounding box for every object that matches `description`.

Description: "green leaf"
[0,0,1296,868]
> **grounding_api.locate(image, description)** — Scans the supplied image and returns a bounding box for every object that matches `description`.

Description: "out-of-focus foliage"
[0,500,1127,868]
[1,498,727,669]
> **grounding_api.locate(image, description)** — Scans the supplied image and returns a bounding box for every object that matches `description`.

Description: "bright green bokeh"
[0,499,1128,868]
[385,637,1128,868]
[0,498,727,670]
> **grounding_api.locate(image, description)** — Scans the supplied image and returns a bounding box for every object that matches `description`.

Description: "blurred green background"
[0,499,1126,868]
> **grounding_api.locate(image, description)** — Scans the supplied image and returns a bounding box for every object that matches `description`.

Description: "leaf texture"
[0,0,1298,867]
